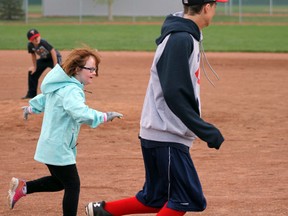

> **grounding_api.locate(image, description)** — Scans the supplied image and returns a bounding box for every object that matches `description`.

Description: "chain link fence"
[1,0,287,24]
[215,0,288,24]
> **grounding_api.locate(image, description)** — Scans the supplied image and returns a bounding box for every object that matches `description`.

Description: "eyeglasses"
[80,66,99,76]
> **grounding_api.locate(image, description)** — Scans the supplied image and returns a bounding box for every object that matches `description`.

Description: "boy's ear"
[203,3,212,13]
[203,4,209,13]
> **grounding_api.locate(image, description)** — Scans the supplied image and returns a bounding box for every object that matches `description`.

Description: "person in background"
[85,0,228,216]
[22,28,62,99]
[8,47,123,216]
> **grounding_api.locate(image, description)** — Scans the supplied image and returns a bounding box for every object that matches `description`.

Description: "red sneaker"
[7,177,26,209]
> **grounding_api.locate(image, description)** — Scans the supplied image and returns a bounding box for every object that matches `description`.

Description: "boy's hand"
[28,66,35,75]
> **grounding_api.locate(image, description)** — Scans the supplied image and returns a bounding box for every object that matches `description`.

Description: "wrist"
[103,113,107,122]
[27,106,33,114]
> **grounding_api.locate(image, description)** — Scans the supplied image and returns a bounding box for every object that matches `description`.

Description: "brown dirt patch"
[0,51,287,215]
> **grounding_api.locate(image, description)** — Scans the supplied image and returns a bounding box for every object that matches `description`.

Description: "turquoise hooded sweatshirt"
[29,64,105,166]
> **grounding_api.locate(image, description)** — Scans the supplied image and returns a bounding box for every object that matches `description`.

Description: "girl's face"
[75,56,97,85]
[31,36,41,46]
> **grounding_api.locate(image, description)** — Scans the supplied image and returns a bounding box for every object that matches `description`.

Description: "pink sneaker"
[7,177,26,209]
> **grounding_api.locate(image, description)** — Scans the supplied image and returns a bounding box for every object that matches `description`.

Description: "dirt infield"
[0,51,287,216]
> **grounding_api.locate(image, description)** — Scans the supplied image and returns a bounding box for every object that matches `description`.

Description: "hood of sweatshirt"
[156,11,201,45]
[41,64,83,94]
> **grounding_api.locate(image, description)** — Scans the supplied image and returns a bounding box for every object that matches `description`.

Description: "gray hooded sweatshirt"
[140,12,224,149]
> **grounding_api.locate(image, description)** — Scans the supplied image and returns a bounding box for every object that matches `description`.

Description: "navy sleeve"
[156,32,224,149]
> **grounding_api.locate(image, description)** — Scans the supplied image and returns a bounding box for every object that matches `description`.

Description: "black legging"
[26,164,80,216]
[27,56,61,97]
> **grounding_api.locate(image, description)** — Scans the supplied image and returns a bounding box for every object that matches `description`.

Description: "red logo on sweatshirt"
[195,68,200,84]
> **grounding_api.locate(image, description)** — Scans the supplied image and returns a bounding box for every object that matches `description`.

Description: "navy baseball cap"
[182,0,228,5]
[27,29,40,41]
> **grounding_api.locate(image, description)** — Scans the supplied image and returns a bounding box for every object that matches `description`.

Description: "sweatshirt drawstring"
[200,41,220,87]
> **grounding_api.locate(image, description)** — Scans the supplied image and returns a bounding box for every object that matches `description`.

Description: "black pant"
[26,164,80,216]
[27,56,61,97]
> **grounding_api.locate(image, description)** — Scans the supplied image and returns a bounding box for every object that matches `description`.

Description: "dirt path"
[0,51,287,215]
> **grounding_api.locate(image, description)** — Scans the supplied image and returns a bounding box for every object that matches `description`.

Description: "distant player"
[22,28,62,99]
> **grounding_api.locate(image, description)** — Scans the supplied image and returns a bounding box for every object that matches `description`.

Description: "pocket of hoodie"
[69,132,76,149]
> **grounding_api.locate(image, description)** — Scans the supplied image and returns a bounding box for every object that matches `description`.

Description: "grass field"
[0,3,287,52]
[0,24,287,52]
